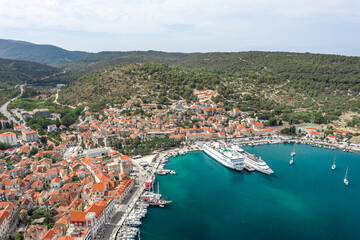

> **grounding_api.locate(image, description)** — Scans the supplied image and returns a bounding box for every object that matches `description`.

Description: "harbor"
[137,143,360,240]
[109,139,359,239]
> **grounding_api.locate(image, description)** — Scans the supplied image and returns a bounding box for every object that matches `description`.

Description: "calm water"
[140,144,360,240]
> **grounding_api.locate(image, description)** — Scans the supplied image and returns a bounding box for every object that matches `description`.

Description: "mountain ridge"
[0,39,90,66]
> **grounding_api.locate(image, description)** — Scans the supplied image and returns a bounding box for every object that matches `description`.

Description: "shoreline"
[112,139,359,239]
[226,138,360,153]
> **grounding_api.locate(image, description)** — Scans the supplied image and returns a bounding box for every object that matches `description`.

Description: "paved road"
[109,152,170,240]
[0,84,25,125]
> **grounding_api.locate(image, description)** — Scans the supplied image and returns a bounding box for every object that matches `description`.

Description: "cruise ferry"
[203,142,245,171]
[233,146,274,175]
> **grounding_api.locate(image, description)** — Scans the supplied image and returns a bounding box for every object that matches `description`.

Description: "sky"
[0,0,359,55]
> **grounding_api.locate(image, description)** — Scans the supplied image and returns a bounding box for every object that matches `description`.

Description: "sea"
[139,143,360,240]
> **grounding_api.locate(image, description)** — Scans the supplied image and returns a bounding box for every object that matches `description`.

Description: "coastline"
[111,138,359,239]
[227,138,360,153]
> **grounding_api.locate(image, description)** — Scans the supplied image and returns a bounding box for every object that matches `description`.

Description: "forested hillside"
[0,39,90,66]
[64,51,360,95]
[0,58,63,85]
[62,51,190,74]
[59,61,360,124]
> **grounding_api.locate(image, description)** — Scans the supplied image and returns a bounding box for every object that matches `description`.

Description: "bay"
[140,143,360,240]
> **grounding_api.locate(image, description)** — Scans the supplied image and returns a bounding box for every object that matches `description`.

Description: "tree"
[14,232,24,240]
[61,113,76,127]
[20,212,28,223]
[268,117,277,126]
[40,136,47,145]
[72,175,80,182]
[0,142,11,150]
[42,198,49,213]
[29,148,38,157]
[281,126,297,135]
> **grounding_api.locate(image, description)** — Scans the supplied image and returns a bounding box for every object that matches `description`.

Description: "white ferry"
[233,146,274,175]
[203,142,245,171]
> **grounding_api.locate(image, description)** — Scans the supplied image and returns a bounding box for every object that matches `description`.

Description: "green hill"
[60,60,360,124]
[0,58,65,85]
[0,39,90,66]
[64,51,360,93]
[62,50,191,74]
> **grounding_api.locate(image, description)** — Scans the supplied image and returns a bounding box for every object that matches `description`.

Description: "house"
[334,129,349,137]
[45,169,58,180]
[50,178,61,189]
[91,183,107,198]
[40,227,61,240]
[124,103,132,110]
[60,183,82,194]
[0,210,11,240]
[10,167,25,178]
[31,180,44,191]
[93,199,115,223]
[0,132,17,146]
[69,203,106,239]
[24,224,48,240]
[22,130,39,142]
[104,179,134,204]
[47,125,58,132]
[252,122,264,130]
[308,131,325,139]
[4,178,21,191]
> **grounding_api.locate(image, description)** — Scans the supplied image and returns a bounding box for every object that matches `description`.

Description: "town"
[0,90,358,240]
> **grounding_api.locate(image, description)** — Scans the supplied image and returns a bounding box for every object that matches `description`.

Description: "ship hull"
[203,145,244,171]
[244,158,273,175]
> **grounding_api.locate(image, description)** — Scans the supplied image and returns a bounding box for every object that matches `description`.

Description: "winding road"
[0,84,25,125]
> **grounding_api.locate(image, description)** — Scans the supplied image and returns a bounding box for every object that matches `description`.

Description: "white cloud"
[0,0,359,55]
[0,0,358,34]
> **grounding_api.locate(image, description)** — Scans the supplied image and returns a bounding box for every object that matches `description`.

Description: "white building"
[47,124,58,132]
[0,132,17,146]
[84,148,110,158]
[0,210,11,240]
[22,130,38,142]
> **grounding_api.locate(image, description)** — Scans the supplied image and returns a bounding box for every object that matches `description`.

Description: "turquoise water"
[140,144,360,240]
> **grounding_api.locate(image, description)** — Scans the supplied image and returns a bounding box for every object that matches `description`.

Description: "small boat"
[156,170,167,175]
[170,170,177,175]
[143,182,172,205]
[291,144,296,157]
[331,156,336,170]
[159,204,164,208]
[344,166,349,186]
[289,156,294,165]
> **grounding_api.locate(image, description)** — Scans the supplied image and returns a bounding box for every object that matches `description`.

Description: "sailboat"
[291,144,296,157]
[142,182,172,206]
[331,156,336,170]
[344,166,349,186]
[289,155,294,165]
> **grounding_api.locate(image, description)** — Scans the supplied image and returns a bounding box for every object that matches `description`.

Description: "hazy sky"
[0,0,359,55]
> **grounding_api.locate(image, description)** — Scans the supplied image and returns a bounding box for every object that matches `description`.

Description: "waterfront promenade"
[109,149,177,239]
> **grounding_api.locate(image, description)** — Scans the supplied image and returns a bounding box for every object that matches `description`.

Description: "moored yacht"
[234,147,273,175]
